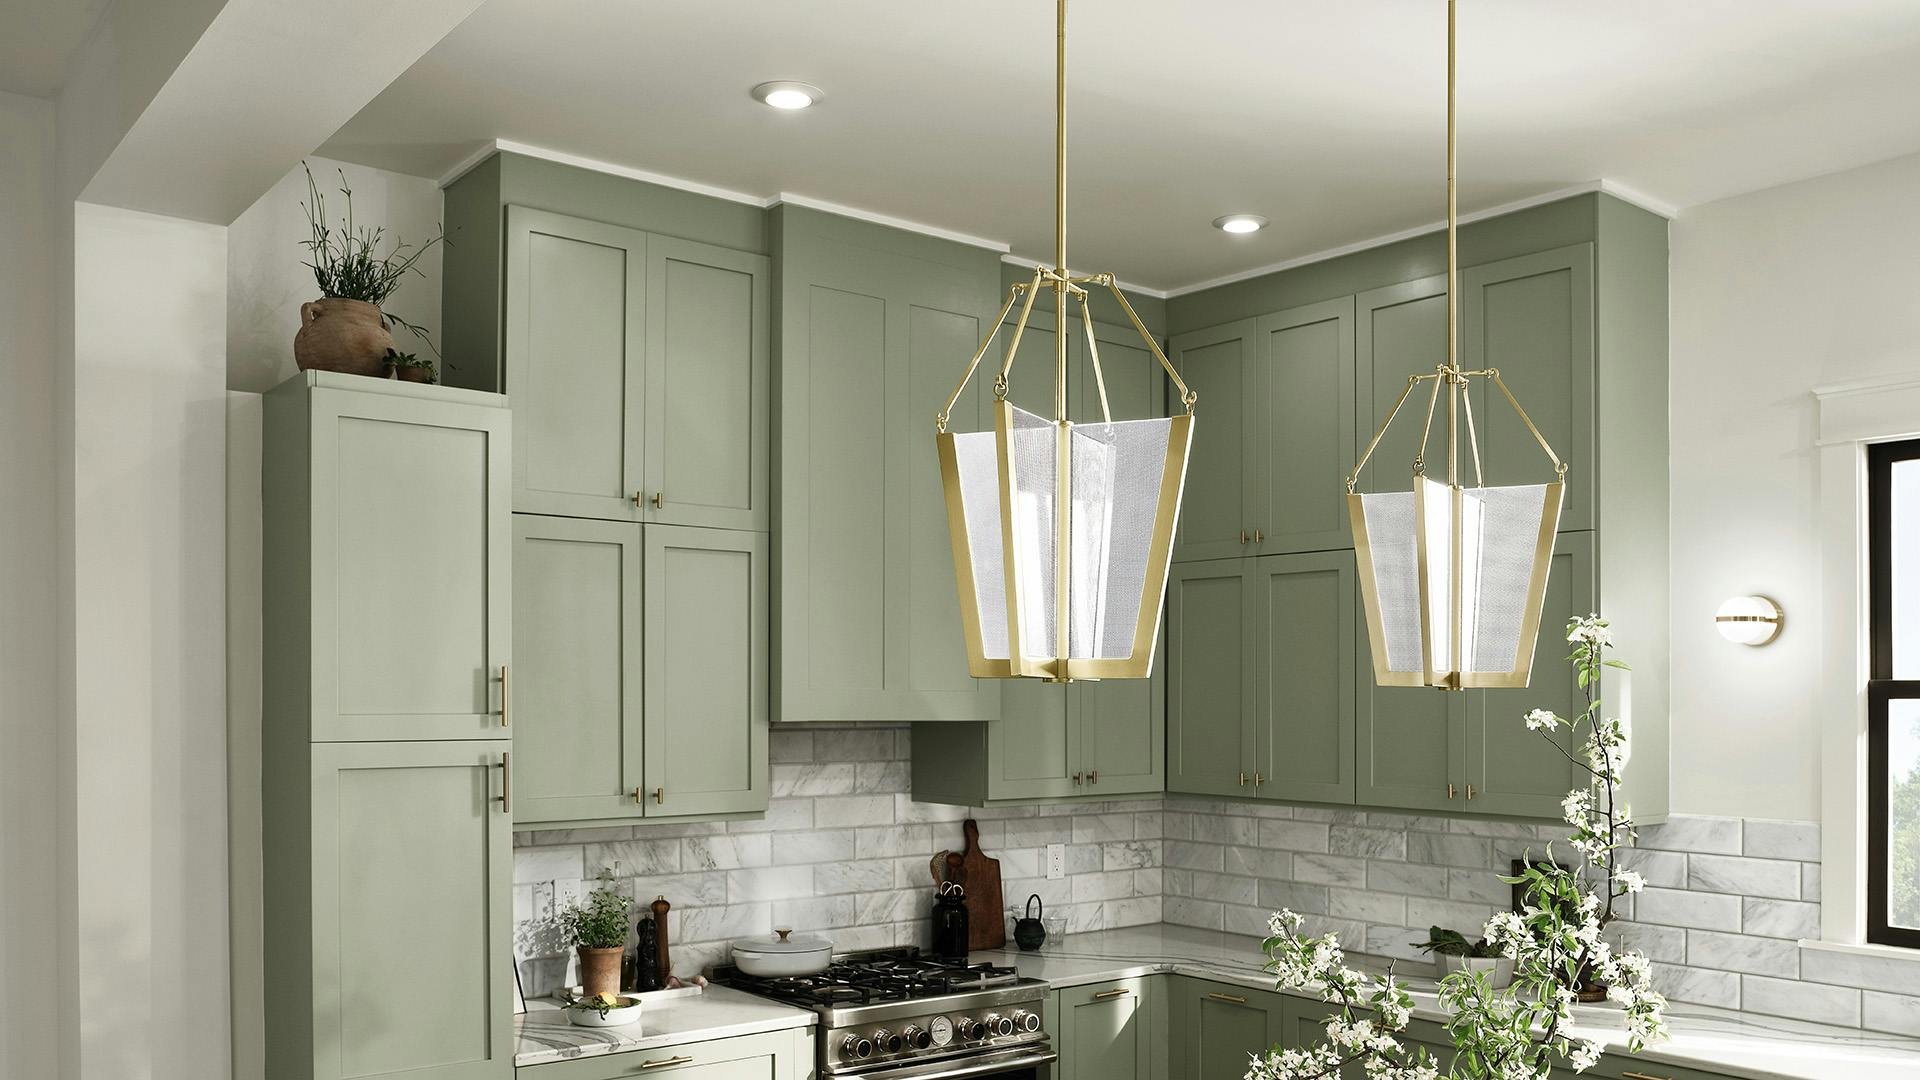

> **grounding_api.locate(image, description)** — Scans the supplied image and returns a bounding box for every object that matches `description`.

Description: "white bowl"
[1437,954,1515,989]
[565,996,644,1028]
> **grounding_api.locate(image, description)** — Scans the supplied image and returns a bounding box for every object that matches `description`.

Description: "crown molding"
[439,139,772,208]
[773,192,1008,253]
[997,253,1169,301]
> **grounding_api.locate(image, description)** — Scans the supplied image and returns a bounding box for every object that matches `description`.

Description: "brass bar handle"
[499,753,510,814]
[1239,529,1249,545]
[1206,992,1248,1004]
[1620,1073,1671,1080]
[633,787,644,804]
[1093,988,1131,1000]
[651,491,664,509]
[1072,772,1083,786]
[654,786,665,805]
[640,1056,695,1070]
[1254,529,1264,544]
[1088,770,1098,785]
[1447,783,1456,799]
[1253,773,1264,786]
[1238,772,1248,787]
[500,664,509,727]
[631,491,645,508]
[1466,783,1476,800]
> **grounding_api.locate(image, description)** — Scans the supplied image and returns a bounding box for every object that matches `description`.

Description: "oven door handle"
[855,1047,1058,1080]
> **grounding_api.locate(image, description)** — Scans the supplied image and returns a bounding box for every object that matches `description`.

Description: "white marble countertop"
[976,924,1920,1080]
[514,985,815,1068]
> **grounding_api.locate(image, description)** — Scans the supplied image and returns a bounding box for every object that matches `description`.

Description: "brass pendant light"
[934,0,1196,684]
[1347,0,1568,690]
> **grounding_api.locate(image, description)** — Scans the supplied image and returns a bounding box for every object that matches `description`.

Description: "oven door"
[855,1046,1054,1080]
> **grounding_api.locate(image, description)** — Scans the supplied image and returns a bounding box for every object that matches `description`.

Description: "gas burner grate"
[712,947,1025,1009]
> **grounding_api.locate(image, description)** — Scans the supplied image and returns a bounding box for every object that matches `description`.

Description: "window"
[1869,438,1920,947]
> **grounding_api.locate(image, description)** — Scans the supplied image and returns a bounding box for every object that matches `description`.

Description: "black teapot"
[1014,893,1047,951]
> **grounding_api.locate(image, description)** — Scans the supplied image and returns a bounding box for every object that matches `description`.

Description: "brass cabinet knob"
[654,786,665,805]
[652,491,665,509]
[633,787,644,804]
[1072,772,1083,786]
[1088,770,1099,785]
[631,491,645,508]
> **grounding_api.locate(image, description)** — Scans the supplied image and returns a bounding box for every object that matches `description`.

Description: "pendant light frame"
[934,0,1196,684]
[1345,0,1568,691]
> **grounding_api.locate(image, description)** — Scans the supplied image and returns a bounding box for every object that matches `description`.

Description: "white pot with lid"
[730,928,833,976]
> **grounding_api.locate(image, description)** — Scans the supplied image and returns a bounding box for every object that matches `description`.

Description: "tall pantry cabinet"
[262,373,515,1080]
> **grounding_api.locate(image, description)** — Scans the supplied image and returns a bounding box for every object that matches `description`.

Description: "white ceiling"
[0,0,109,97]
[321,0,1920,293]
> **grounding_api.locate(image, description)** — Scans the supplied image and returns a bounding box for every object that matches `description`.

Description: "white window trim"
[1814,372,1920,944]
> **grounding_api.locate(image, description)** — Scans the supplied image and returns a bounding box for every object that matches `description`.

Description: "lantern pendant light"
[1346,0,1568,691]
[934,0,1196,684]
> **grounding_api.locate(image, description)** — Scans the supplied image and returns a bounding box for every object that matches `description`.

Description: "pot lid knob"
[774,927,792,942]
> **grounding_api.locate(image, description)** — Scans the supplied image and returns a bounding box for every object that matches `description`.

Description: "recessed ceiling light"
[752,81,823,110]
[1213,214,1268,235]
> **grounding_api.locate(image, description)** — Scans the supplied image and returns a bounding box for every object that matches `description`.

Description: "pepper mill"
[651,895,672,986]
[632,915,661,991]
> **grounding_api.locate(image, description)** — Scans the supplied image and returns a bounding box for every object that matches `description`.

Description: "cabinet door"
[1256,297,1356,554]
[512,515,644,826]
[990,680,1080,800]
[1077,313,1166,423]
[1170,320,1258,562]
[1167,560,1254,796]
[516,1029,807,1080]
[644,526,768,816]
[1355,572,1467,811]
[1251,552,1356,804]
[1058,977,1160,1080]
[1079,661,1166,796]
[309,387,510,741]
[505,207,646,521]
[1465,531,1594,818]
[1462,244,1594,532]
[307,741,512,1080]
[644,236,770,530]
[1176,980,1287,1080]
[1354,275,1448,497]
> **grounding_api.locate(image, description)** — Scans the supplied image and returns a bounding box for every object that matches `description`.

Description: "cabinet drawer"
[516,1028,805,1080]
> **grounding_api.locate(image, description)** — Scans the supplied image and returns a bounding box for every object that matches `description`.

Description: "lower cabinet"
[514,1028,810,1080]
[1279,996,1457,1079]
[908,662,1164,804]
[1056,977,1167,1080]
[267,740,516,1080]
[512,515,768,828]
[1170,978,1287,1080]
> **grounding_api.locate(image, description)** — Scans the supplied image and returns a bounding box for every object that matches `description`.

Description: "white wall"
[226,156,442,392]
[1670,149,1920,820]
[0,88,60,1080]
[69,201,231,1079]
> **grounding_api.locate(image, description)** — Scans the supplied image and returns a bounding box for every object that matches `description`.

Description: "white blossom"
[1615,869,1645,894]
[1524,708,1562,732]
[1568,1039,1604,1072]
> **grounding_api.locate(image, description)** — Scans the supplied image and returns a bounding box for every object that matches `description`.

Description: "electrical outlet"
[554,878,584,911]
[1046,843,1066,880]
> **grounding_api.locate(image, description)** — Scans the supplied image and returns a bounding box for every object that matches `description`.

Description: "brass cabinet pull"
[1206,992,1248,1004]
[1254,529,1264,544]
[633,787,644,804]
[1447,783,1456,799]
[499,753,510,814]
[1466,783,1476,800]
[631,491,645,508]
[500,664,510,727]
[1093,988,1131,1000]
[1238,529,1249,545]
[652,491,665,509]
[1072,772,1083,786]
[1620,1073,1671,1080]
[1088,770,1099,784]
[640,1055,694,1070]
[1238,771,1248,787]
[654,786,665,805]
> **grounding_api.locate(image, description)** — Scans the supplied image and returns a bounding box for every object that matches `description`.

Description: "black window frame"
[1868,438,1920,948]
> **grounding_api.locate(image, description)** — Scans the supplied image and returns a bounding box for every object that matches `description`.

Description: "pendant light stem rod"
[1445,0,1457,374]
[1053,0,1069,424]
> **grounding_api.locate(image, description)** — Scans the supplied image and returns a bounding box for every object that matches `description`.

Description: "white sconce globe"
[1715,595,1782,646]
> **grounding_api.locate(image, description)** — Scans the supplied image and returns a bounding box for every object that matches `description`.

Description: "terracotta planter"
[294,298,393,377]
[577,946,624,998]
[389,363,435,384]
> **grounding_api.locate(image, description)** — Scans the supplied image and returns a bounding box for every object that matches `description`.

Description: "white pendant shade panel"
[1345,0,1568,691]
[933,0,1194,684]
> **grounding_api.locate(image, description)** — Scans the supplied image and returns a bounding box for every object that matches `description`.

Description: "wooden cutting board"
[958,818,1004,950]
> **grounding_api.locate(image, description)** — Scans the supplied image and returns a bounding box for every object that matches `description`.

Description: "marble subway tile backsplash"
[511,726,1161,998]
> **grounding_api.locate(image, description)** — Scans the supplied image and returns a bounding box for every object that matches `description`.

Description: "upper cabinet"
[504,207,769,529]
[1168,319,1256,561]
[264,374,512,743]
[772,205,1002,723]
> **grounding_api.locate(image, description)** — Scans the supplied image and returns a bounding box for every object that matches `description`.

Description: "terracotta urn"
[576,945,624,998]
[293,298,393,376]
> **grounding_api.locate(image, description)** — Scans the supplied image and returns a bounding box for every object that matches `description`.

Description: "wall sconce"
[1716,595,1783,646]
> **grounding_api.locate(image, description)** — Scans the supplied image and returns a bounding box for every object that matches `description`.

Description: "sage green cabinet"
[643,525,769,817]
[773,205,1000,723]
[1279,997,1457,1078]
[291,741,515,1080]
[1057,977,1166,1080]
[511,519,768,827]
[1356,531,1594,816]
[1168,552,1354,804]
[512,515,644,826]
[909,661,1164,804]
[514,1028,811,1080]
[505,207,769,530]
[264,373,511,742]
[1353,274,1448,500]
[1172,978,1287,1080]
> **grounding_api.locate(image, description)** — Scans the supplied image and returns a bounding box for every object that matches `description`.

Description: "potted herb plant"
[560,880,632,998]
[1416,926,1515,989]
[384,348,437,384]
[293,163,442,377]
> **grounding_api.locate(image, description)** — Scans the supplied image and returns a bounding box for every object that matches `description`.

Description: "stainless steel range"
[712,947,1054,1080]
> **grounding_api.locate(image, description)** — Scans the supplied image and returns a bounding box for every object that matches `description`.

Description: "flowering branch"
[1249,615,1668,1080]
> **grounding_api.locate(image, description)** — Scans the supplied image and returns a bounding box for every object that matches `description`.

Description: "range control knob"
[954,1016,987,1041]
[984,1013,1016,1037]
[1012,1009,1042,1033]
[841,1035,874,1060]
[901,1025,933,1050]
[872,1028,904,1054]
